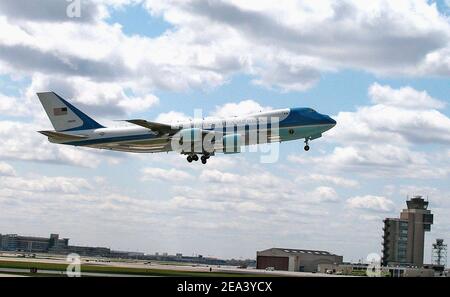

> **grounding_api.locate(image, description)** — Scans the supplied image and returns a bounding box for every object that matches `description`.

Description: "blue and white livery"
[37,92,336,164]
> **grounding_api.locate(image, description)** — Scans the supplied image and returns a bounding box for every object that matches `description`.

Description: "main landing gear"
[200,155,209,164]
[186,154,198,163]
[186,154,210,164]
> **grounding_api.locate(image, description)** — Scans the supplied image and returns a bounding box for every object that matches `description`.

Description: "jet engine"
[222,134,241,154]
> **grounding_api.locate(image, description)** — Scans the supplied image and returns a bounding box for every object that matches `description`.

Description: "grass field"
[0,260,265,277]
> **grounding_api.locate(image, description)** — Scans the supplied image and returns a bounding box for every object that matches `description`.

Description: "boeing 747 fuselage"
[37,92,336,164]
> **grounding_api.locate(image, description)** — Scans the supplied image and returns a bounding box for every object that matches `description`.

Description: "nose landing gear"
[304,139,310,151]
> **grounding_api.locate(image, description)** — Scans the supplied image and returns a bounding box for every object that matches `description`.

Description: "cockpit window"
[306,108,316,113]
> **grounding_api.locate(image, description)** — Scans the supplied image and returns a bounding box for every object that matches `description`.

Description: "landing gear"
[187,154,199,162]
[201,154,210,164]
[304,139,310,151]
[186,154,208,163]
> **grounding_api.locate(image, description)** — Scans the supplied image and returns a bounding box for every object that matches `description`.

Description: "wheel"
[187,155,193,162]
[304,145,310,151]
[192,154,199,161]
[201,156,207,164]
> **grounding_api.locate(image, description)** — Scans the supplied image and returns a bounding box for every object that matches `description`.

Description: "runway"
[0,254,343,277]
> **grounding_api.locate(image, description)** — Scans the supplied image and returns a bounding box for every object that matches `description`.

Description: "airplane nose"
[328,116,336,126]
[320,114,336,126]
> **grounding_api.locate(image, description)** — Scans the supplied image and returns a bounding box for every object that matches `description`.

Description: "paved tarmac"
[0,254,345,277]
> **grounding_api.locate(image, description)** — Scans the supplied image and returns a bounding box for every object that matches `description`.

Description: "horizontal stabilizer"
[39,130,89,141]
[125,119,175,135]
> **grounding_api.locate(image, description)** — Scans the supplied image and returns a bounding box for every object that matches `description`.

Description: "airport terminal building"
[0,233,110,257]
[256,248,343,272]
[0,233,68,253]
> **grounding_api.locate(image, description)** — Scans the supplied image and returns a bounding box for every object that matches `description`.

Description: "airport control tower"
[382,196,433,267]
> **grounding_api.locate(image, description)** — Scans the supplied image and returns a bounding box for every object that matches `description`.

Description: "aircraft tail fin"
[36,92,104,132]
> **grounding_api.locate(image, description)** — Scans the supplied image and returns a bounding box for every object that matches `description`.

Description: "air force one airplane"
[36,92,336,164]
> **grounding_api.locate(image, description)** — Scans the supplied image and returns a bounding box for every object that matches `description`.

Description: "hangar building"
[256,248,343,272]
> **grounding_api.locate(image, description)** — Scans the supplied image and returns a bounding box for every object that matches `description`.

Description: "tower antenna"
[432,239,447,268]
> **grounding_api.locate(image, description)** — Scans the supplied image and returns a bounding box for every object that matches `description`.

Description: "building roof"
[260,247,336,256]
[407,196,429,210]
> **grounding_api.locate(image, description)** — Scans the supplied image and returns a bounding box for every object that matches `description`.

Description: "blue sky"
[0,0,449,264]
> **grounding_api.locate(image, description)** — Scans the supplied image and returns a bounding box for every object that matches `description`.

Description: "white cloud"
[289,144,450,179]
[0,93,32,116]
[0,6,231,91]
[154,99,271,124]
[329,84,450,145]
[250,54,323,92]
[143,0,450,90]
[0,175,93,194]
[331,105,450,145]
[0,162,15,176]
[28,74,159,117]
[310,186,339,203]
[296,173,359,188]
[0,0,105,23]
[347,195,395,212]
[368,82,445,109]
[210,100,271,118]
[117,94,159,114]
[0,0,448,100]
[234,201,267,213]
[288,83,450,182]
[141,167,192,181]
[199,169,239,183]
[155,111,190,124]
[0,121,121,168]
[167,195,225,211]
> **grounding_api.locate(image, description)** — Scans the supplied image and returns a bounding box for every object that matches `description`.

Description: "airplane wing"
[38,130,89,141]
[125,119,177,135]
[105,144,170,153]
[91,141,172,153]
